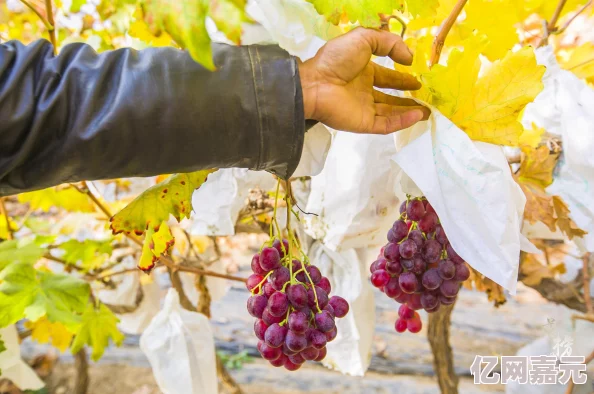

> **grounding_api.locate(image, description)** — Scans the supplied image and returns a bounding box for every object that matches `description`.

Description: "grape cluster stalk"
[370,196,470,333]
[246,238,349,370]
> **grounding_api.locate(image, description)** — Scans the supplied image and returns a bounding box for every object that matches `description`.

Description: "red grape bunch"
[246,238,350,371]
[370,196,471,334]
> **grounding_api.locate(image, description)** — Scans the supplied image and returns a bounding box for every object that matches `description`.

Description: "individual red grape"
[395,318,407,333]
[438,259,456,280]
[399,272,418,294]
[263,282,275,298]
[324,327,338,342]
[426,201,436,215]
[370,258,387,273]
[446,243,464,264]
[407,293,423,310]
[422,239,442,264]
[260,247,281,271]
[246,274,264,292]
[407,199,426,221]
[259,342,282,360]
[425,303,441,313]
[421,268,442,290]
[394,291,410,304]
[251,253,267,275]
[262,307,282,326]
[286,331,308,352]
[411,256,426,275]
[272,239,289,258]
[288,353,305,365]
[301,347,319,361]
[384,277,403,299]
[386,260,403,275]
[291,259,303,273]
[314,310,335,332]
[306,265,322,284]
[399,239,417,259]
[440,295,456,305]
[399,200,407,214]
[383,242,400,262]
[308,329,327,349]
[268,292,289,317]
[315,347,327,361]
[400,259,414,271]
[435,225,448,245]
[324,303,335,317]
[420,292,439,310]
[454,263,470,282]
[398,304,414,319]
[254,319,268,341]
[409,230,425,249]
[407,313,422,333]
[317,277,331,294]
[440,280,460,298]
[387,228,397,243]
[270,266,290,291]
[329,296,349,318]
[247,295,268,318]
[284,358,302,371]
[282,342,297,356]
[270,353,288,367]
[371,270,391,288]
[308,286,329,309]
[392,220,409,242]
[265,323,288,348]
[287,284,308,309]
[418,212,438,233]
[288,311,308,334]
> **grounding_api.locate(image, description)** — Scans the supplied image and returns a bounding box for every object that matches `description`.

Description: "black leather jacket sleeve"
[0,39,306,196]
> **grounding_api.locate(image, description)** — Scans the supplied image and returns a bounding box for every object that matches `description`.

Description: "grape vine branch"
[430,0,468,67]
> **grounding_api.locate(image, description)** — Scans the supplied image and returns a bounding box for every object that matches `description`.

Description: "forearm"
[0,40,305,196]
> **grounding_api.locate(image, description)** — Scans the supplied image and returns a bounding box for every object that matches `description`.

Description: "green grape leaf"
[110,170,215,236]
[56,239,113,270]
[70,0,87,12]
[210,0,252,44]
[18,187,94,213]
[141,0,214,69]
[70,303,125,361]
[138,221,174,272]
[0,240,45,272]
[0,262,89,328]
[306,0,404,27]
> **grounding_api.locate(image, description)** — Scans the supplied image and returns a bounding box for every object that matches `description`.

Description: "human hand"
[298,27,430,134]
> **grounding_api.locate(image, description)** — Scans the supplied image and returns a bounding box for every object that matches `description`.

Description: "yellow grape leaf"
[18,187,94,213]
[129,6,173,47]
[450,47,545,146]
[516,0,588,22]
[520,252,566,287]
[517,145,558,188]
[406,0,439,21]
[408,0,458,29]
[306,0,404,27]
[558,43,594,83]
[394,35,433,102]
[110,170,215,236]
[464,267,507,307]
[24,316,74,352]
[553,196,588,239]
[519,123,545,148]
[70,303,124,361]
[138,221,174,272]
[0,215,17,240]
[209,0,252,44]
[462,0,519,61]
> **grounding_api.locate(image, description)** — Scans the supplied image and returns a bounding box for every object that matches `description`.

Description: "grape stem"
[536,0,568,47]
[430,0,468,67]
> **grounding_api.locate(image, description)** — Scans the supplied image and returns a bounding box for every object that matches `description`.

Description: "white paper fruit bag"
[140,288,218,394]
[392,108,531,293]
[0,325,44,391]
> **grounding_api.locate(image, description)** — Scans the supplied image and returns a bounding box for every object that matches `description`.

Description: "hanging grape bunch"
[370,196,471,334]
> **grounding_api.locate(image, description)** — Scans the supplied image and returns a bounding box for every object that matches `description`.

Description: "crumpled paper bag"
[0,325,44,391]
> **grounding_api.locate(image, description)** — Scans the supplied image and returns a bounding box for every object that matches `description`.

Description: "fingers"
[374,100,431,120]
[372,63,421,91]
[370,105,426,134]
[357,27,413,66]
[372,90,418,106]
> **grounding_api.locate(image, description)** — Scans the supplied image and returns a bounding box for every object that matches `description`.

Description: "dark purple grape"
[263,282,275,298]
[386,260,403,275]
[446,243,464,264]
[383,242,400,262]
[268,292,289,317]
[407,293,423,310]
[251,253,267,275]
[398,303,414,319]
[308,286,329,309]
[288,353,305,365]
[265,323,288,348]
[438,259,456,280]
[440,295,456,305]
[387,228,397,243]
[454,263,470,281]
[262,307,282,326]
[411,256,426,275]
[286,331,308,352]
[407,199,426,221]
[308,329,327,349]
[392,220,409,242]
[329,296,349,318]
[399,200,408,214]
[247,295,268,318]
[317,277,331,294]
[288,311,308,334]
[408,230,425,249]
[272,239,290,258]
[399,239,417,259]
[435,225,448,245]
[400,259,414,271]
[420,292,439,310]
[324,303,335,317]
[291,259,303,273]
[301,347,319,361]
[259,341,282,360]
[282,342,297,356]
[324,327,338,342]
[422,239,442,264]
[384,277,403,298]
[425,302,441,313]
[300,305,312,319]
[314,310,335,332]
[440,280,460,298]
[270,266,290,291]
[259,247,281,271]
[287,284,308,309]
[399,272,418,294]
[246,274,264,292]
[254,319,268,340]
[306,265,322,284]
[370,258,387,273]
[418,212,438,234]
[371,270,390,287]
[422,268,442,290]
[426,201,436,215]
